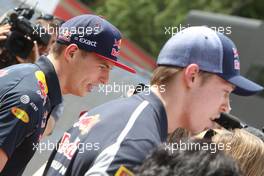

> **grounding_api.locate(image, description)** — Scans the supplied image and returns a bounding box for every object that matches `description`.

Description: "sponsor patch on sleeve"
[115,165,134,176]
[11,107,30,123]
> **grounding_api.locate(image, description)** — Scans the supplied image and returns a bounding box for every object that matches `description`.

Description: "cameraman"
[0,23,33,67]
[0,28,37,68]
[35,13,64,56]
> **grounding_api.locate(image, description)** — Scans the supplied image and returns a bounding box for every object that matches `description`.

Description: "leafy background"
[81,0,264,57]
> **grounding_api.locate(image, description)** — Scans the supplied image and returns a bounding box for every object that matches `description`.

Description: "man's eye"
[99,64,107,70]
[224,91,230,98]
[99,64,113,71]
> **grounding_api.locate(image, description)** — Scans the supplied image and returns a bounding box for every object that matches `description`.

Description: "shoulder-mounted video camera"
[0,3,51,59]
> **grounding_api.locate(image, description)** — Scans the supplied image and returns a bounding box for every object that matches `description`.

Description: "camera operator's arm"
[0,24,10,41]
[43,116,55,137]
[43,103,64,137]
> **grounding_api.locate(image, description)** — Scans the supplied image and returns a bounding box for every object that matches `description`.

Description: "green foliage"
[81,0,264,58]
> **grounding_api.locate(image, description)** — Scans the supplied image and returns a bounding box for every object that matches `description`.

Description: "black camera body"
[0,6,51,59]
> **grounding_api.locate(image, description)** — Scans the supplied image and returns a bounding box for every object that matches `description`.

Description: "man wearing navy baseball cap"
[154,26,263,133]
[0,14,135,175]
[53,14,135,96]
[43,26,263,176]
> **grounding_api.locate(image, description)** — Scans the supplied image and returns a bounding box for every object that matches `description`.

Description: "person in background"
[133,139,242,176]
[212,128,264,176]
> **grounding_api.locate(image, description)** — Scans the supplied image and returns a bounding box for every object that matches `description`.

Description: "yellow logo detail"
[115,165,134,176]
[35,71,48,95]
[11,107,29,123]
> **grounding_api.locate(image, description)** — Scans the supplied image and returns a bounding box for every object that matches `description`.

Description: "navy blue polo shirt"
[44,91,167,176]
[0,56,62,175]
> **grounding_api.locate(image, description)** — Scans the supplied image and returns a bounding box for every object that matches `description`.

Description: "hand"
[42,116,55,137]
[0,24,11,41]
[0,149,8,172]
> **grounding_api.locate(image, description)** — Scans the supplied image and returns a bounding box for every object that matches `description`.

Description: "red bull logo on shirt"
[35,71,48,105]
[35,71,48,96]
[58,132,80,160]
[73,114,100,135]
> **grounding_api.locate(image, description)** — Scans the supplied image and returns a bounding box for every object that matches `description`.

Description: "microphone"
[214,112,248,130]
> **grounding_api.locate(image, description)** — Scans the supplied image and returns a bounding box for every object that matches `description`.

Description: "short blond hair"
[150,66,213,86]
[150,66,182,86]
[51,42,66,57]
[213,129,264,176]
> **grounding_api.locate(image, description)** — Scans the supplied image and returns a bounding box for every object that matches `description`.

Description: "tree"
[81,0,264,58]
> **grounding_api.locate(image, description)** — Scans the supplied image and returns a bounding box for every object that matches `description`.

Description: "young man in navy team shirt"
[0,14,135,175]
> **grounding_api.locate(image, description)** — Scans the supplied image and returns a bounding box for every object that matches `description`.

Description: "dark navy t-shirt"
[0,56,62,175]
[44,91,167,176]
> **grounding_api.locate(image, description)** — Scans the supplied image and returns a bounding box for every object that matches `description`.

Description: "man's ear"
[184,64,200,88]
[64,44,78,62]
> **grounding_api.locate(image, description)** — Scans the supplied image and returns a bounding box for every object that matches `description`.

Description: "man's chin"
[81,91,89,97]
[72,90,88,97]
[190,127,208,136]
